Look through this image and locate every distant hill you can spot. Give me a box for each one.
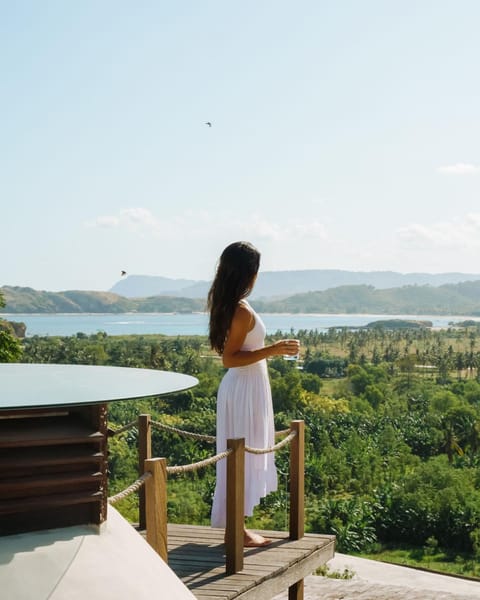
[3,279,480,315]
[109,270,480,299]
[253,281,480,316]
[0,286,204,314]
[110,275,206,298]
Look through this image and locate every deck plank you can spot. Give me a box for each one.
[162,524,335,600]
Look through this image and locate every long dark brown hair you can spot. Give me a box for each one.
[208,241,261,354]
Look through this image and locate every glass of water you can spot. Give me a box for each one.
[283,339,300,361]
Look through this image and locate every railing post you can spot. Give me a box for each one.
[138,413,151,530]
[288,580,304,600]
[289,420,305,600]
[144,457,168,563]
[289,420,304,540]
[225,437,245,575]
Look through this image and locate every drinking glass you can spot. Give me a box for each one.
[283,339,300,361]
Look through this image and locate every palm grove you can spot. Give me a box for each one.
[1,293,480,576]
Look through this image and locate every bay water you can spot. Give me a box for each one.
[3,312,479,337]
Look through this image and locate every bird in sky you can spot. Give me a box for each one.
[121,270,127,277]
[205,121,212,127]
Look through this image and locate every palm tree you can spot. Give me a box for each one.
[455,352,466,381]
[441,419,464,464]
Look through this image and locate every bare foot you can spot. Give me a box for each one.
[243,529,271,547]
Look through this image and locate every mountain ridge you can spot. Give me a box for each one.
[3,277,480,315]
[109,270,480,299]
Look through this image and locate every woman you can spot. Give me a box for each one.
[208,241,300,547]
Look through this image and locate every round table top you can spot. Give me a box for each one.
[0,363,198,410]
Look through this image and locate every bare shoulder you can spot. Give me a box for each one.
[232,301,254,330]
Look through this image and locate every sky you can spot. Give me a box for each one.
[2,1,480,292]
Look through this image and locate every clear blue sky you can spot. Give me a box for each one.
[2,1,480,291]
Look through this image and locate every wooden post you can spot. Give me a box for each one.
[289,420,304,539]
[144,457,168,563]
[138,414,151,530]
[225,437,245,575]
[289,420,305,600]
[289,580,304,600]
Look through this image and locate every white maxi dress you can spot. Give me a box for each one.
[211,303,278,528]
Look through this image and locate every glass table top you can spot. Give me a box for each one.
[0,363,198,410]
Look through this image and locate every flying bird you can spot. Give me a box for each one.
[205,121,212,127]
[121,270,127,277]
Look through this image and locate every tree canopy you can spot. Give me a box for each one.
[0,291,22,362]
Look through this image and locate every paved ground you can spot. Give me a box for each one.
[0,507,195,600]
[272,553,480,600]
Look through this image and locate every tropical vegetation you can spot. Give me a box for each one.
[0,291,22,362]
[3,296,480,578]
[3,321,478,578]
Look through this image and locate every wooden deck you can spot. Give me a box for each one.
[165,524,335,600]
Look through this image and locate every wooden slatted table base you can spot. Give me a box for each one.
[164,524,335,600]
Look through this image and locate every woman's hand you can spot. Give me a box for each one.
[272,339,300,358]
[222,302,301,367]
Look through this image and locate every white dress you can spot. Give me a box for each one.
[211,302,278,528]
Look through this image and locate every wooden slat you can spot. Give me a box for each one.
[0,446,104,470]
[145,524,335,600]
[0,403,109,533]
[0,491,103,515]
[0,471,103,498]
[0,409,69,419]
[0,417,104,448]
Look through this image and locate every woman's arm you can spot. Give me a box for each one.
[222,303,300,368]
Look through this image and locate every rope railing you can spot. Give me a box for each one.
[151,419,216,443]
[106,430,295,502]
[108,419,137,436]
[107,450,233,505]
[109,417,292,443]
[166,449,232,475]
[106,413,305,580]
[108,452,229,507]
[245,429,296,454]
[108,471,152,505]
[151,419,291,443]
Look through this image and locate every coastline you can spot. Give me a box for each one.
[3,312,480,338]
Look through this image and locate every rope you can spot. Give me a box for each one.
[110,418,290,444]
[166,449,232,475]
[108,471,152,504]
[151,419,216,443]
[108,420,137,436]
[107,421,300,506]
[107,428,297,497]
[245,430,296,455]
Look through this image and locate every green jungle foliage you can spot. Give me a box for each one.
[19,325,480,568]
[0,291,22,362]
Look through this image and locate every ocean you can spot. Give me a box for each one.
[2,312,478,337]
